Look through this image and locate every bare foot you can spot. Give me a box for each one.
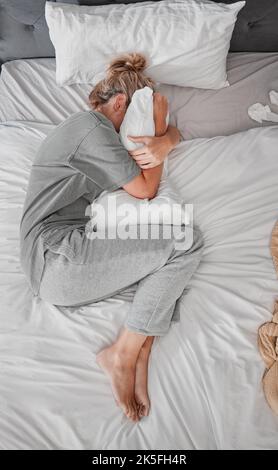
[96,344,139,422]
[134,349,151,418]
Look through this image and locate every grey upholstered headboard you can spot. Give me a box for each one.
[0,0,278,70]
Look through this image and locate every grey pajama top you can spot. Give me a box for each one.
[19,110,141,295]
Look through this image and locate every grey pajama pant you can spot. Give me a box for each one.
[38,224,204,336]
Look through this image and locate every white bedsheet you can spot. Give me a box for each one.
[2,54,278,139]
[0,120,278,449]
[0,59,91,124]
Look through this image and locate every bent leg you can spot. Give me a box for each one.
[39,224,204,421]
[39,224,198,307]
[125,226,204,336]
[39,225,204,333]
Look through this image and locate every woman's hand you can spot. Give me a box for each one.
[128,126,181,169]
[127,134,171,169]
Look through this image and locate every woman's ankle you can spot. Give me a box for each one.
[140,336,155,356]
[110,341,139,364]
[112,327,149,362]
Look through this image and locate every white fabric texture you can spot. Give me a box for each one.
[0,59,93,124]
[119,86,155,151]
[2,54,278,139]
[45,0,245,88]
[1,121,278,449]
[269,90,278,105]
[119,85,169,176]
[88,187,190,228]
[89,85,186,229]
[248,103,278,123]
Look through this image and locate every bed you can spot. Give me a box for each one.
[0,0,278,450]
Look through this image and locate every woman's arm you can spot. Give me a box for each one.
[122,145,164,199]
[122,94,170,199]
[122,165,163,199]
[127,92,181,169]
[127,126,181,169]
[153,92,169,137]
[122,92,181,199]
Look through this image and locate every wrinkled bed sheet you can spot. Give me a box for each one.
[1,53,278,138]
[0,119,278,449]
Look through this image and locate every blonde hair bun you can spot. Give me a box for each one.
[89,52,155,110]
[107,52,147,77]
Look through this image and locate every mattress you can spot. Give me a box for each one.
[0,57,278,450]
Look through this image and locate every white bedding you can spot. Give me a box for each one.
[0,59,92,125]
[0,117,278,449]
[1,53,278,139]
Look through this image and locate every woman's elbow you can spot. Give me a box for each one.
[122,176,158,200]
[145,187,158,200]
[131,188,156,200]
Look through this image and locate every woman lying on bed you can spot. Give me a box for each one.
[19,52,204,423]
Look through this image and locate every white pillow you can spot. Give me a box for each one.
[87,182,191,229]
[86,86,190,229]
[45,0,245,89]
[119,86,155,152]
[119,86,169,176]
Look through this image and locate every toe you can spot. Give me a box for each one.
[123,403,133,420]
[130,409,137,422]
[143,406,149,416]
[120,403,129,417]
[137,404,144,417]
[129,402,139,422]
[139,406,145,417]
[133,411,139,422]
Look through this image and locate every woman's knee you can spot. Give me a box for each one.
[38,251,68,305]
[170,225,204,258]
[192,225,205,253]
